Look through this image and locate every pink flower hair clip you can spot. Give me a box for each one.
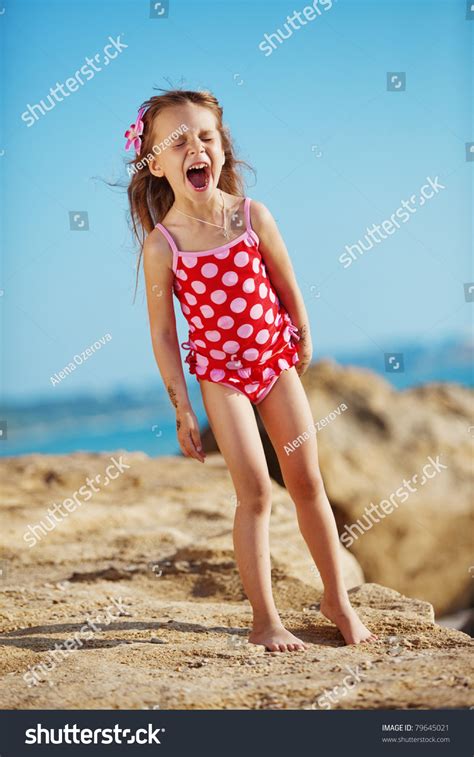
[124,106,145,153]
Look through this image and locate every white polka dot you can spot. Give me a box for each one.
[211,289,227,304]
[176,268,188,281]
[283,326,291,341]
[202,262,218,278]
[196,354,209,367]
[230,297,247,313]
[243,348,259,361]
[261,264,267,278]
[192,280,206,294]
[184,292,197,306]
[244,234,254,247]
[223,340,240,353]
[278,358,290,370]
[191,316,204,329]
[259,283,268,299]
[222,271,238,286]
[234,251,249,267]
[210,349,226,360]
[237,367,252,379]
[271,332,279,344]
[262,350,273,361]
[265,308,274,324]
[237,323,253,338]
[252,258,259,273]
[196,365,207,375]
[263,367,276,380]
[245,383,259,394]
[269,289,276,303]
[292,353,299,364]
[242,278,255,293]
[215,249,230,259]
[194,339,206,348]
[218,315,234,329]
[256,329,270,344]
[250,303,263,320]
[275,312,282,327]
[182,256,198,268]
[210,368,226,381]
[205,330,221,342]
[182,304,191,315]
[200,305,215,319]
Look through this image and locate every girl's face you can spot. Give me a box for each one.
[149,102,226,202]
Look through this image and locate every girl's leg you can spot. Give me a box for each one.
[256,367,377,645]
[199,379,306,652]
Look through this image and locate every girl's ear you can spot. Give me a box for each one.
[149,158,164,178]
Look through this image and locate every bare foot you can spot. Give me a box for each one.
[249,623,307,652]
[320,596,378,645]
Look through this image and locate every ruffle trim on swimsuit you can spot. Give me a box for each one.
[180,311,300,385]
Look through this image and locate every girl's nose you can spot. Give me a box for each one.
[187,134,205,154]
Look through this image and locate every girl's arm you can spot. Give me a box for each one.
[143,230,205,463]
[250,201,313,376]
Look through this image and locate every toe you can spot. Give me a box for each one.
[266,643,279,652]
[278,643,287,652]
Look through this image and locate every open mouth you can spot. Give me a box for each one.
[186,162,211,191]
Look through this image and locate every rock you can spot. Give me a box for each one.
[1,451,472,709]
[202,361,473,616]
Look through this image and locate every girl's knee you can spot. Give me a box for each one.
[288,470,325,504]
[235,479,273,514]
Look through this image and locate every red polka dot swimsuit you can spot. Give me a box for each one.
[155,197,300,405]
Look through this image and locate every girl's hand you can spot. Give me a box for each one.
[176,408,206,463]
[295,345,313,377]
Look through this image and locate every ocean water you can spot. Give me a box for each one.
[1,337,472,458]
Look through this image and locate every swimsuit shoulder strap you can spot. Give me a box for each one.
[154,222,179,274]
[243,196,259,244]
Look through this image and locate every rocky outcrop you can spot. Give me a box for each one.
[0,452,472,709]
[201,359,474,616]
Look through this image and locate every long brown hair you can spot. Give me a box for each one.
[127,89,253,301]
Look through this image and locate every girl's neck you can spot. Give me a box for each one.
[171,189,225,224]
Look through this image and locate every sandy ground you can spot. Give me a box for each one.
[0,452,472,709]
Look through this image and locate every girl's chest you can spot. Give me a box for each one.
[174,238,266,296]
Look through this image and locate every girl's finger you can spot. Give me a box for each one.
[190,429,206,462]
[190,428,202,452]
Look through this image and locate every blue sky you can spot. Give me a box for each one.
[1,0,472,401]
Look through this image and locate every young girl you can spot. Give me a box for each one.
[126,89,377,652]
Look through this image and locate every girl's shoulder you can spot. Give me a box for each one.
[247,198,275,235]
[143,226,174,271]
